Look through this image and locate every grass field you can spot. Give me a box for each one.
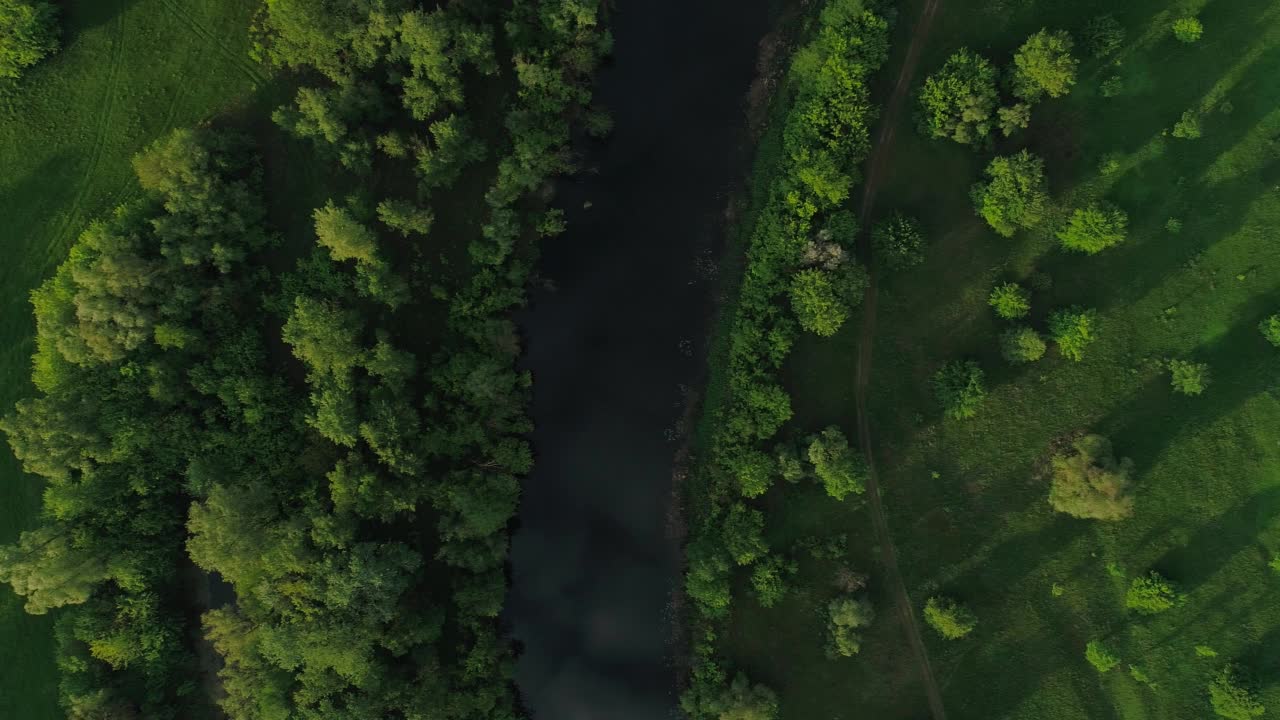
[716,0,1280,717]
[0,1,282,715]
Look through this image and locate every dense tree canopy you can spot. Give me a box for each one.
[0,0,58,79]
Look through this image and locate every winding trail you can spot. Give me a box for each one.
[853,0,947,718]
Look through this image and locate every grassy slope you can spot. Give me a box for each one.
[0,1,280,715]
[727,0,1280,718]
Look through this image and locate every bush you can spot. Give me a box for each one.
[1048,434,1135,521]
[933,361,986,420]
[1011,29,1079,101]
[918,48,999,145]
[923,597,976,639]
[997,103,1032,137]
[807,427,867,501]
[1173,110,1203,139]
[750,555,795,608]
[1169,359,1210,395]
[988,282,1031,319]
[826,595,875,658]
[1048,307,1098,361]
[1125,572,1181,614]
[1208,666,1265,719]
[971,150,1050,237]
[1085,639,1120,672]
[1057,204,1128,254]
[0,0,59,80]
[1000,326,1046,363]
[1085,14,1125,57]
[1257,314,1280,347]
[1173,17,1204,44]
[872,214,926,269]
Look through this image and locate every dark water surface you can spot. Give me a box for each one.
[508,2,776,718]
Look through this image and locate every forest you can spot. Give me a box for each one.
[1,0,1278,719]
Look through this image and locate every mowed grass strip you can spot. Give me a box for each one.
[732,0,1280,717]
[0,1,266,716]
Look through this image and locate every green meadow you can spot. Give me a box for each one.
[717,0,1280,717]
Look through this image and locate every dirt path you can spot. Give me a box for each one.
[853,0,947,718]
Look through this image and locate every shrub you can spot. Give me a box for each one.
[1173,110,1202,139]
[1049,307,1099,361]
[1085,14,1125,57]
[1085,639,1120,672]
[988,282,1031,319]
[826,595,875,658]
[1208,666,1265,719]
[1001,326,1046,363]
[1258,314,1280,347]
[918,48,999,145]
[1169,359,1210,395]
[1049,434,1135,520]
[1173,17,1204,44]
[933,361,985,420]
[750,555,795,608]
[0,0,59,80]
[872,214,926,269]
[923,597,976,640]
[807,427,867,501]
[971,150,1050,237]
[1057,204,1128,254]
[1101,75,1123,98]
[1011,29,1079,101]
[1125,572,1181,615]
[997,103,1032,137]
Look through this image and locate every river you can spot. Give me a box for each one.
[507,2,778,718]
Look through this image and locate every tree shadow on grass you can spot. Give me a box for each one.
[1150,487,1280,594]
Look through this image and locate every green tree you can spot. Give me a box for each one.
[750,555,794,608]
[1169,359,1210,395]
[1260,314,1280,347]
[988,282,1031,319]
[1126,572,1181,614]
[1208,666,1265,719]
[717,674,779,720]
[722,503,768,566]
[1048,434,1134,521]
[1084,14,1125,57]
[1049,307,1098,361]
[825,595,874,658]
[997,103,1032,137]
[730,450,775,498]
[314,201,379,263]
[918,48,999,145]
[1173,109,1203,139]
[923,596,976,639]
[1011,29,1079,101]
[971,150,1050,237]
[790,269,847,337]
[1085,639,1121,672]
[0,0,59,80]
[376,199,433,237]
[0,527,109,615]
[872,213,926,269]
[806,427,867,501]
[686,540,732,617]
[1001,326,1046,363]
[1058,204,1128,254]
[1173,17,1204,44]
[933,360,986,420]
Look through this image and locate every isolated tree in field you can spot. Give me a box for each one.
[971,150,1050,237]
[1169,359,1210,395]
[1085,14,1125,57]
[1058,204,1128,254]
[722,503,768,566]
[918,48,999,145]
[807,427,867,501]
[1173,17,1204,44]
[1048,434,1134,521]
[1126,572,1181,614]
[826,595,875,657]
[933,360,986,420]
[1085,639,1121,672]
[790,269,848,337]
[989,282,1031,319]
[872,214,926,269]
[1011,29,1079,101]
[1001,326,1046,363]
[1049,307,1099,361]
[924,596,976,639]
[1259,314,1280,347]
[997,103,1032,137]
[1209,666,1266,719]
[0,0,59,80]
